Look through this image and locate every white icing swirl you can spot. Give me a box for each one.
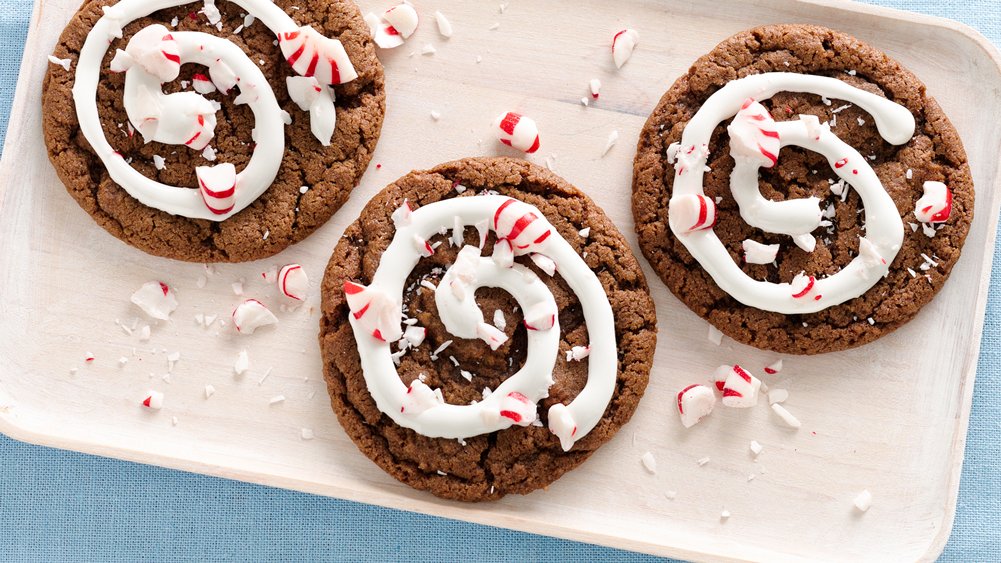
[73,0,356,220]
[668,72,915,314]
[346,195,616,451]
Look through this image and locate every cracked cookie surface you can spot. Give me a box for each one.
[42,0,384,262]
[320,157,657,502]
[632,24,973,354]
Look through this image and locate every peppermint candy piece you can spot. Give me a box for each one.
[434,10,453,38]
[343,281,403,342]
[131,281,178,320]
[499,391,537,426]
[391,199,413,228]
[191,73,216,94]
[492,112,541,153]
[278,264,309,300]
[727,98,780,168]
[286,76,336,145]
[668,193,717,233]
[612,29,639,69]
[914,181,952,223]
[677,384,715,428]
[278,26,358,85]
[742,239,780,264]
[195,163,237,215]
[721,365,761,408]
[142,390,164,410]
[548,403,577,451]
[401,379,441,415]
[364,12,405,49]
[382,3,419,38]
[493,197,552,254]
[231,299,279,334]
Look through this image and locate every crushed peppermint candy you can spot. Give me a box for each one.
[771,403,801,428]
[707,325,723,345]
[768,388,789,405]
[142,390,164,410]
[269,395,286,405]
[601,130,619,157]
[233,349,250,375]
[434,10,452,37]
[750,440,763,456]
[131,281,178,320]
[697,456,710,467]
[764,359,783,374]
[589,78,601,99]
[565,345,591,362]
[301,428,315,440]
[854,489,873,512]
[640,451,657,474]
[204,384,216,398]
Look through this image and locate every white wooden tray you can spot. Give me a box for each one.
[2,0,999,560]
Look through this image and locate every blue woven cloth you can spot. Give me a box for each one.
[1,1,998,560]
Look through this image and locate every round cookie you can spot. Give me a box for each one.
[319,157,657,502]
[633,24,973,354]
[42,0,385,262]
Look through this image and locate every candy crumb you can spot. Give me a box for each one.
[48,55,71,71]
[707,325,723,345]
[771,403,801,428]
[720,510,731,520]
[664,490,677,500]
[768,388,789,404]
[269,395,286,405]
[854,489,872,512]
[640,451,657,474]
[764,359,783,374]
[750,440,763,456]
[204,385,216,399]
[301,428,315,440]
[697,456,710,467]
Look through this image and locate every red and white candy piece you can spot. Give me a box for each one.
[612,28,639,69]
[286,75,336,145]
[790,273,817,299]
[476,322,508,350]
[565,345,590,362]
[742,239,780,264]
[109,26,180,81]
[493,197,553,254]
[382,3,419,38]
[142,390,164,410]
[414,234,435,257]
[401,325,426,348]
[677,384,715,428]
[131,281,178,320]
[492,112,541,154]
[721,365,761,408]
[209,58,238,94]
[195,163,236,215]
[191,73,216,94]
[712,364,730,392]
[392,199,413,228]
[764,359,783,375]
[278,26,358,85]
[401,379,441,415]
[343,281,403,342]
[727,98,780,168]
[278,264,309,300]
[669,194,717,233]
[231,299,279,334]
[548,403,576,451]
[589,78,601,99]
[529,253,556,276]
[499,391,537,425]
[914,181,952,223]
[523,302,556,331]
[364,13,405,49]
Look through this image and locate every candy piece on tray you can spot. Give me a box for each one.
[131,281,178,320]
[677,384,715,428]
[612,29,639,69]
[434,11,453,38]
[400,379,441,415]
[727,98,780,168]
[499,391,537,426]
[279,26,358,85]
[142,390,164,410]
[195,163,237,215]
[278,264,309,300]
[343,281,403,341]
[364,12,405,49]
[382,3,419,38]
[231,299,279,334]
[721,365,761,408]
[743,239,780,264]
[914,181,952,223]
[492,112,541,153]
[669,194,716,233]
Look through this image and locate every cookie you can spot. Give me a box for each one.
[319,157,657,502]
[633,24,973,354]
[42,0,385,262]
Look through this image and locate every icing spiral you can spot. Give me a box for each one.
[72,0,357,220]
[343,195,617,452]
[668,72,916,314]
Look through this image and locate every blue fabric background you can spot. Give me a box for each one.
[1,1,998,560]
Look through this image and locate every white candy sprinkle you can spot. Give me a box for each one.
[589,78,601,99]
[580,97,589,107]
[906,168,913,180]
[640,451,657,474]
[421,43,437,55]
[489,22,500,30]
[118,356,128,367]
[460,370,473,382]
[269,395,286,405]
[171,416,178,426]
[664,490,677,500]
[854,489,873,512]
[233,349,250,375]
[493,309,506,331]
[153,155,165,170]
[768,389,789,405]
[434,10,452,37]
[721,510,731,520]
[138,325,151,341]
[232,281,244,295]
[697,456,710,467]
[601,130,619,157]
[707,325,723,345]
[771,403,801,428]
[301,428,315,440]
[430,110,441,121]
[750,440,763,456]
[204,385,216,398]
[201,145,216,161]
[299,185,309,194]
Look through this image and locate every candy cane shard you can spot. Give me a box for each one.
[382,3,419,38]
[742,239,780,264]
[492,112,541,153]
[612,29,639,69]
[721,365,761,408]
[232,299,278,334]
[278,26,358,85]
[364,12,405,49]
[208,57,238,93]
[728,98,781,168]
[195,162,237,215]
[131,281,178,320]
[114,25,181,81]
[548,403,577,451]
[499,391,537,425]
[391,199,413,228]
[914,181,952,223]
[286,75,336,145]
[677,384,716,428]
[142,390,164,410]
[668,193,717,233]
[476,322,508,350]
[191,73,216,94]
[343,280,403,342]
[401,379,442,415]
[790,273,816,299]
[493,197,552,254]
[523,302,556,331]
[278,264,309,300]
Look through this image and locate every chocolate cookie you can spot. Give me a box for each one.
[319,157,657,501]
[42,0,384,262]
[633,24,973,354]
